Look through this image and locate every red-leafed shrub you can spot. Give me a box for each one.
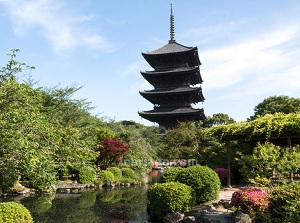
[230,187,269,219]
[214,168,228,185]
[97,138,131,166]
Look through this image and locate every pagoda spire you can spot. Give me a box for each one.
[169,3,175,43]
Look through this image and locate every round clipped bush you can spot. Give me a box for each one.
[147,182,195,220]
[100,170,115,183]
[158,167,184,183]
[175,165,221,204]
[0,202,33,223]
[106,167,122,180]
[121,168,136,179]
[230,187,269,219]
[77,166,96,184]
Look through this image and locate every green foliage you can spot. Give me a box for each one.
[108,121,158,172]
[106,167,122,180]
[237,142,300,180]
[269,182,300,222]
[147,182,195,219]
[121,168,136,179]
[175,165,221,204]
[99,170,115,183]
[0,161,19,192]
[203,113,235,128]
[162,122,199,160]
[158,167,184,183]
[76,166,96,184]
[0,202,33,223]
[250,95,300,120]
[0,49,35,83]
[205,113,300,141]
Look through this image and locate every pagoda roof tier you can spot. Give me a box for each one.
[141,66,203,87]
[142,41,201,69]
[139,86,204,105]
[138,107,206,126]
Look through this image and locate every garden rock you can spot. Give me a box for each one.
[181,215,199,223]
[106,180,115,187]
[163,212,184,223]
[232,211,252,223]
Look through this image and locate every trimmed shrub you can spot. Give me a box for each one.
[100,170,115,183]
[158,167,183,183]
[270,182,300,222]
[0,202,33,223]
[121,168,136,179]
[77,166,96,184]
[175,165,221,204]
[230,187,269,220]
[106,167,122,180]
[147,182,195,220]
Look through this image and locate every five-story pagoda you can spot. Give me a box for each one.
[138,5,205,129]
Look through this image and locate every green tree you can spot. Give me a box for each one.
[108,121,158,170]
[0,79,59,191]
[237,142,300,180]
[202,113,235,128]
[249,95,300,120]
[0,49,99,190]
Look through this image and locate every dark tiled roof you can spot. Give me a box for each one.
[139,107,204,115]
[142,66,199,74]
[143,41,196,55]
[140,86,201,95]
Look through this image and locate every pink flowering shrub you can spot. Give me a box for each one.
[214,168,228,185]
[230,188,269,219]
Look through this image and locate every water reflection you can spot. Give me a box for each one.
[5,186,150,223]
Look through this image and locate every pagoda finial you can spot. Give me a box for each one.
[169,3,175,43]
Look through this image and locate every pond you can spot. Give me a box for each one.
[1,185,151,223]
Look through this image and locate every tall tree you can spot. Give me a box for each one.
[249,95,300,120]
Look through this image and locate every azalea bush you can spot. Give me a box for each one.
[230,187,269,220]
[214,168,228,185]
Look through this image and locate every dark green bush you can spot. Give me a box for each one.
[0,162,19,192]
[28,170,56,191]
[176,165,221,204]
[270,182,300,222]
[100,170,115,183]
[158,167,184,183]
[77,166,96,184]
[147,182,195,220]
[121,168,136,179]
[106,167,122,180]
[0,202,33,223]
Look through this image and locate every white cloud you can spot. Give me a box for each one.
[200,25,300,98]
[0,0,114,53]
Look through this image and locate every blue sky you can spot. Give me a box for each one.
[1,0,300,126]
